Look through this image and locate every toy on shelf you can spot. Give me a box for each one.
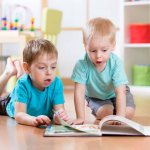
[1,4,36,32]
[30,18,35,31]
[9,21,13,30]
[1,17,7,30]
[13,18,19,30]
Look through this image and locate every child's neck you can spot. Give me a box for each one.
[95,62,106,72]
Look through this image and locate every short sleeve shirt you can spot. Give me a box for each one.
[71,53,128,100]
[6,74,64,118]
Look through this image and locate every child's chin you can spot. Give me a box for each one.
[44,84,50,88]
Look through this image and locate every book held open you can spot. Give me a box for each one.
[44,115,150,137]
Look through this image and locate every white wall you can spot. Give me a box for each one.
[2,0,122,78]
[48,0,122,78]
[89,0,122,57]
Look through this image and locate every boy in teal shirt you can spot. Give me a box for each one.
[0,39,70,126]
[71,17,135,125]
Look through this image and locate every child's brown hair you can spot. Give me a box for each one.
[23,39,58,66]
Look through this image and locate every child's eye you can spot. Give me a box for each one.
[91,50,96,53]
[52,66,56,70]
[38,67,45,69]
[102,49,107,52]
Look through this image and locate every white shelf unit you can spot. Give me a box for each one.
[121,0,150,87]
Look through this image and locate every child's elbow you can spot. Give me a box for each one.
[14,112,23,123]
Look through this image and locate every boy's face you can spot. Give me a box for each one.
[24,53,57,91]
[85,37,115,69]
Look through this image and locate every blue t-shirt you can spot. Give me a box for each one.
[71,53,128,100]
[6,74,64,118]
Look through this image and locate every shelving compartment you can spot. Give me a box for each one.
[123,2,150,85]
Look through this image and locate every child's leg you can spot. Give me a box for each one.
[125,85,135,119]
[85,96,114,120]
[0,96,10,115]
[96,105,114,120]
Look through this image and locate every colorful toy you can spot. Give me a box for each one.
[1,4,35,32]
[1,17,7,30]
[30,17,35,31]
[9,21,13,30]
[13,19,19,30]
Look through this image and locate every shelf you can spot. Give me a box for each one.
[124,43,150,48]
[123,0,150,88]
[124,1,150,6]
[129,85,150,96]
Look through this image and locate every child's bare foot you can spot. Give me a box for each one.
[14,60,24,78]
[4,57,17,77]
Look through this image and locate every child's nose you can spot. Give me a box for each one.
[97,51,102,58]
[46,68,52,75]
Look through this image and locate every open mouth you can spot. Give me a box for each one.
[44,79,52,84]
[96,61,102,64]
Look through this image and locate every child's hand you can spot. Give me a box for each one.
[33,115,51,127]
[105,121,122,125]
[73,118,84,125]
[53,109,73,125]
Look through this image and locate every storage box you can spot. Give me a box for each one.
[132,65,150,86]
[129,24,150,43]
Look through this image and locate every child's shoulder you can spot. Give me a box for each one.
[110,53,122,63]
[54,76,62,82]
[17,74,29,83]
[52,77,63,86]
[15,74,32,88]
[75,54,91,68]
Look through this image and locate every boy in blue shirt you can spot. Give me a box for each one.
[71,17,135,125]
[0,39,70,127]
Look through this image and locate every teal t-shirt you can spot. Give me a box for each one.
[71,53,128,100]
[6,74,64,118]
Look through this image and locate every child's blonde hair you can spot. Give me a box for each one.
[83,17,117,45]
[23,39,58,66]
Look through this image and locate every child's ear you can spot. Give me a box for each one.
[111,41,116,51]
[23,62,30,74]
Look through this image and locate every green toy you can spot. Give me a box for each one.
[132,65,150,86]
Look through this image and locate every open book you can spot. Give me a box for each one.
[44,115,150,137]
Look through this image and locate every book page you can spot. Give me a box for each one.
[143,127,150,136]
[102,125,144,136]
[99,115,145,135]
[53,110,102,136]
[44,125,102,137]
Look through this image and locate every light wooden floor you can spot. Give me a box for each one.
[1,87,150,150]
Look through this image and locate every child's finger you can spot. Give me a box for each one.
[42,116,51,125]
[61,114,69,120]
[33,119,39,126]
[66,119,73,125]
[36,117,44,124]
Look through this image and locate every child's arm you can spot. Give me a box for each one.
[115,85,126,117]
[73,83,86,125]
[14,102,51,126]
